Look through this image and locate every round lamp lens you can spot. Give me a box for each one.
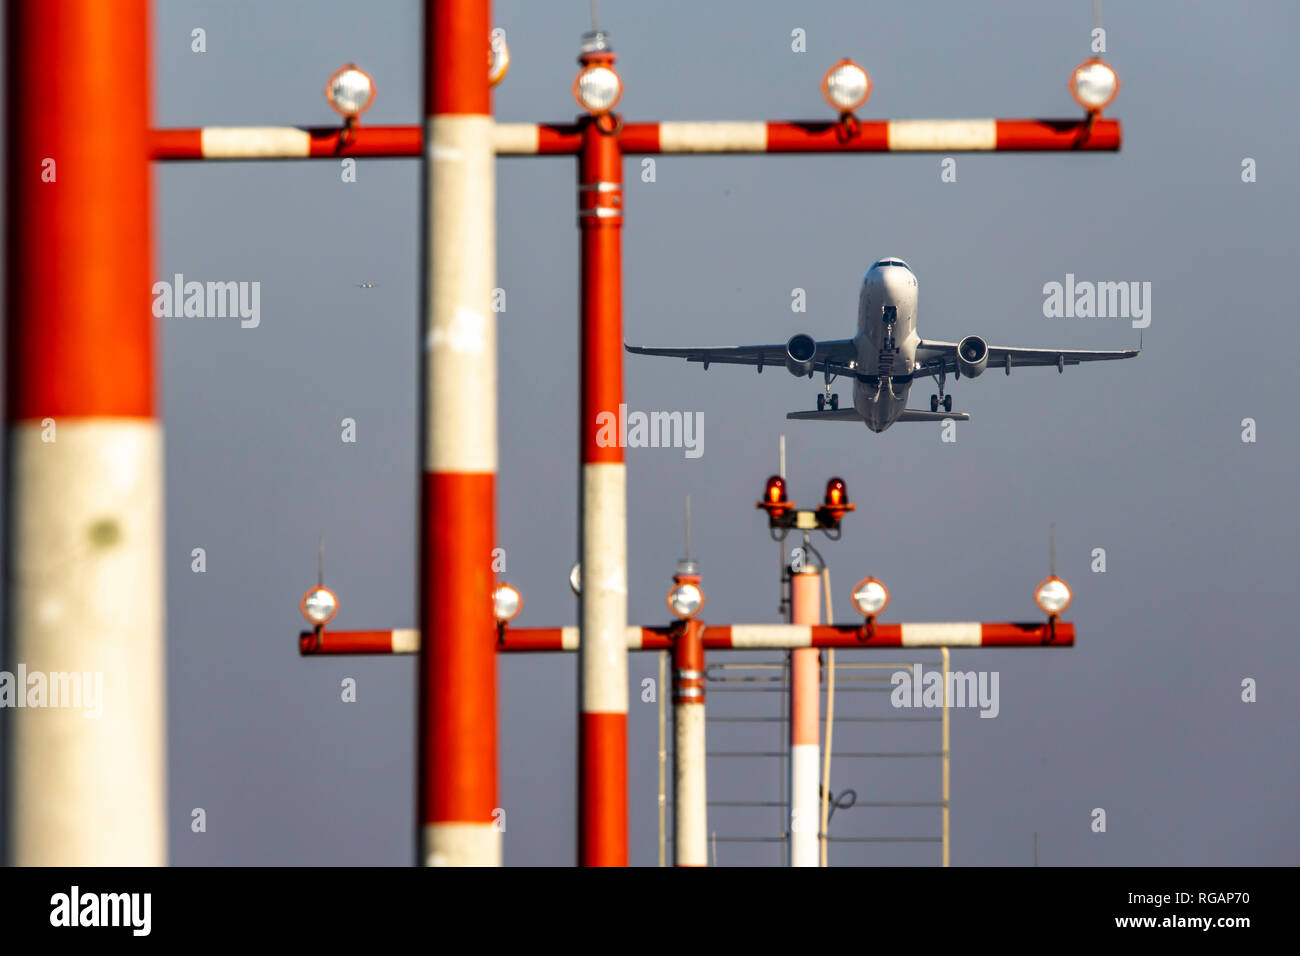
[493,584,521,622]
[1071,59,1118,110]
[823,60,871,112]
[489,31,510,86]
[1036,577,1072,615]
[327,65,375,118]
[575,65,622,113]
[667,583,704,619]
[851,577,889,617]
[302,587,338,625]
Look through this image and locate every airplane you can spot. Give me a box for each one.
[626,257,1139,433]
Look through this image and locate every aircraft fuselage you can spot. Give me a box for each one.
[854,258,920,432]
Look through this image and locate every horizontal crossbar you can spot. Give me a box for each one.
[298,620,1072,655]
[152,118,1120,160]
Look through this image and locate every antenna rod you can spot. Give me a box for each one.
[1049,524,1056,577]
[779,434,786,480]
[684,493,691,560]
[318,534,325,587]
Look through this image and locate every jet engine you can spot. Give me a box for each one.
[785,333,817,377]
[956,335,989,378]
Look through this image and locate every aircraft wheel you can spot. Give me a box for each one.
[830,393,839,410]
[817,394,825,411]
[943,395,953,412]
[930,394,939,413]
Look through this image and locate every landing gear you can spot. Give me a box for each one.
[928,364,954,413]
[817,366,839,411]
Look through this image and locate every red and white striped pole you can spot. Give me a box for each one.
[301,620,1075,655]
[672,614,708,866]
[789,559,822,867]
[149,117,1121,161]
[4,0,165,865]
[301,621,1073,655]
[577,36,629,867]
[419,0,499,867]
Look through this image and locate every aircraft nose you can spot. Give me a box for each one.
[881,266,913,296]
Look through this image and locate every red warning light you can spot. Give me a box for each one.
[819,476,855,524]
[825,477,847,507]
[757,475,794,520]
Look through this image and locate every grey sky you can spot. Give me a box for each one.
[12,0,1295,866]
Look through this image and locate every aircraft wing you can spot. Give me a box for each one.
[895,408,971,422]
[626,338,858,376]
[785,408,862,422]
[914,339,1139,377]
[786,407,971,423]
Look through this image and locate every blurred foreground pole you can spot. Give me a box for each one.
[3,0,165,864]
[419,0,501,866]
[672,618,707,867]
[789,560,822,866]
[576,37,629,867]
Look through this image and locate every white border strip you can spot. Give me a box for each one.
[658,122,768,153]
[391,629,420,654]
[728,624,813,648]
[901,622,982,647]
[887,120,997,152]
[493,123,540,155]
[201,127,311,158]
